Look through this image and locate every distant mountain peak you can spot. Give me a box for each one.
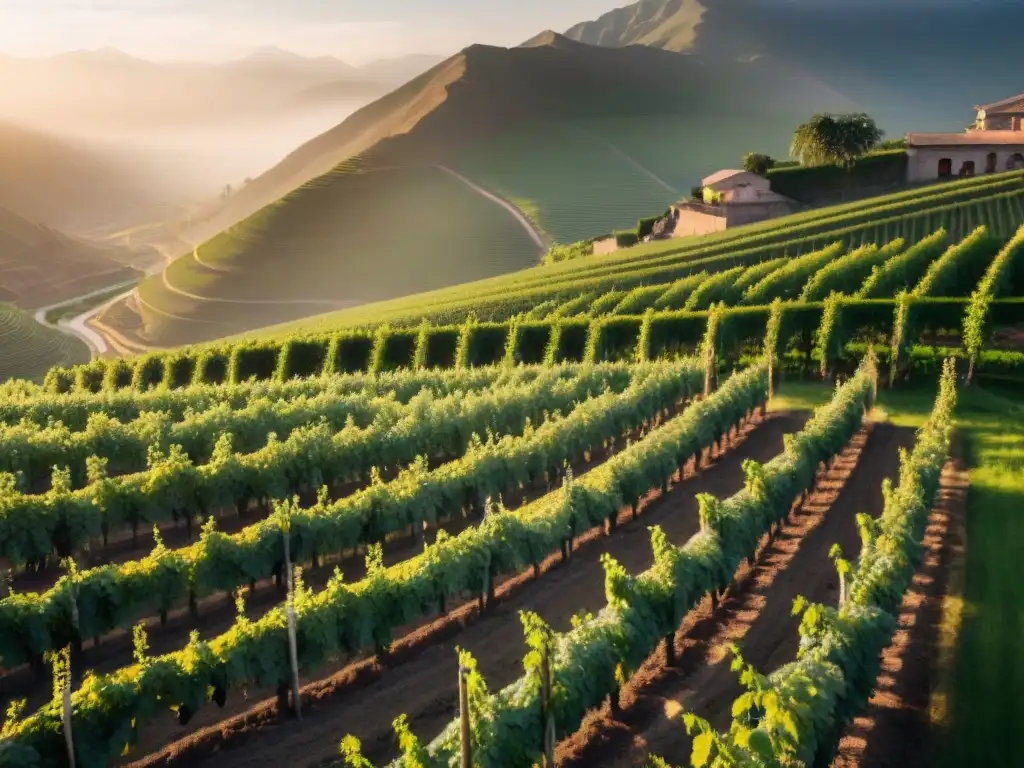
[563,0,708,53]
[250,45,296,57]
[243,45,313,62]
[229,46,355,74]
[518,30,590,49]
[53,47,151,65]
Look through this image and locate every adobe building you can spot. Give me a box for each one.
[671,169,798,236]
[907,92,1024,182]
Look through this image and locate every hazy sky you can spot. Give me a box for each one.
[0,0,622,63]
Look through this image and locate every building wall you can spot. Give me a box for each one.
[907,145,1024,182]
[724,200,798,227]
[673,208,727,237]
[710,174,770,195]
[727,184,762,202]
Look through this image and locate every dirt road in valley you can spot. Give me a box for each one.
[32,279,138,355]
[127,412,806,767]
[556,421,916,768]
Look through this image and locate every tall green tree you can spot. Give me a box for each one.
[742,152,776,176]
[790,113,884,169]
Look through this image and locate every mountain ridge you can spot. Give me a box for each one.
[560,0,1024,129]
[117,35,864,345]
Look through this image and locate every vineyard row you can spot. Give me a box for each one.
[0,360,703,669]
[41,295,1024,400]
[0,362,565,430]
[1,361,766,767]
[669,360,956,767]
[339,355,879,767]
[0,363,659,567]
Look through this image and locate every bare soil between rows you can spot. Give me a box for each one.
[0,401,686,706]
[555,420,917,768]
[128,412,806,767]
[833,451,969,768]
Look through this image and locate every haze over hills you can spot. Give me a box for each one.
[0,121,174,237]
[0,48,447,130]
[0,46,444,310]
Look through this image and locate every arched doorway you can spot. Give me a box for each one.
[986,152,998,173]
[938,158,953,177]
[1008,153,1024,170]
[959,160,976,177]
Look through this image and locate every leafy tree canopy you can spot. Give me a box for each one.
[742,152,776,176]
[790,113,884,169]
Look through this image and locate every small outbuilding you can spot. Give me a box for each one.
[669,169,798,236]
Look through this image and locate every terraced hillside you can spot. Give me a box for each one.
[0,303,90,382]
[129,163,544,346]
[0,206,140,309]
[101,32,865,348]
[232,169,1024,335]
[39,168,1024,403]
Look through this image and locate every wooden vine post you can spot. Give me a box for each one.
[50,645,75,768]
[64,558,82,660]
[458,664,472,768]
[280,503,302,720]
[540,642,555,768]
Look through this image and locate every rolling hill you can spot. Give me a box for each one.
[0,303,90,382]
[0,206,141,309]
[53,168,1024,388]
[110,35,859,347]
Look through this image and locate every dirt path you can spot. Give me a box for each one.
[32,279,138,355]
[132,289,230,325]
[833,454,969,768]
[556,421,915,768]
[127,413,805,768]
[158,268,355,308]
[190,248,233,273]
[436,165,547,251]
